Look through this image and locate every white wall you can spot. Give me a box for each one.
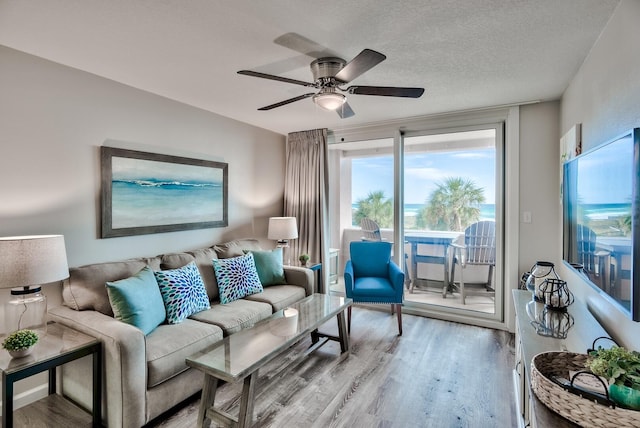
[0,44,286,404]
[0,45,285,305]
[518,101,561,274]
[559,0,640,348]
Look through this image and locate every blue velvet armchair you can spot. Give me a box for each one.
[344,241,405,336]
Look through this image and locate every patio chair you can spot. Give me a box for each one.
[576,224,613,292]
[360,217,383,241]
[448,220,496,304]
[344,241,405,335]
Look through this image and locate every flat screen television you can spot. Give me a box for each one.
[563,128,640,321]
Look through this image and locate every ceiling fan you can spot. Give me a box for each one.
[237,49,425,118]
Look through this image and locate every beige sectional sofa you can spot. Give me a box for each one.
[48,239,313,428]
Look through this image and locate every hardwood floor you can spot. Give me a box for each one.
[147,307,517,428]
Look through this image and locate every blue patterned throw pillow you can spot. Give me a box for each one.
[213,253,263,304]
[154,261,210,324]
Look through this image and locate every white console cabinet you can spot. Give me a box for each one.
[513,290,610,427]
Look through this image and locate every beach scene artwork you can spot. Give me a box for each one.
[102,147,227,237]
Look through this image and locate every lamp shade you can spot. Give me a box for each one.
[267,217,298,240]
[0,235,69,289]
[313,92,346,111]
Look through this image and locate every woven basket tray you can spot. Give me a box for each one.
[531,351,640,428]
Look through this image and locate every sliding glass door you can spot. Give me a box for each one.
[328,123,504,323]
[402,127,503,320]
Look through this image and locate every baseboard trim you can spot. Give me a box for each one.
[0,383,49,412]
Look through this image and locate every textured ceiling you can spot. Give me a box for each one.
[0,0,619,136]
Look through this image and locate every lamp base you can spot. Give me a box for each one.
[4,286,47,338]
[275,241,291,265]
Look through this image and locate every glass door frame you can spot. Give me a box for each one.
[399,123,505,323]
[330,106,520,330]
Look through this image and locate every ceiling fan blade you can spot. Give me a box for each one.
[238,70,315,87]
[337,102,355,119]
[346,86,425,98]
[257,93,315,111]
[273,32,339,59]
[335,49,386,83]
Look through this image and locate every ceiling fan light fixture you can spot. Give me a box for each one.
[313,92,346,111]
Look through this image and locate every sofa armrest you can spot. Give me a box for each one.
[48,305,147,428]
[283,266,314,295]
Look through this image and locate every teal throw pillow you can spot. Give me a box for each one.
[213,253,263,304]
[247,248,286,286]
[106,266,166,335]
[154,261,211,324]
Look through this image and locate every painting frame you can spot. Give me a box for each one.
[101,146,228,238]
[560,123,582,163]
[560,124,582,202]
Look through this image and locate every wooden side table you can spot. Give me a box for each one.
[1,322,102,427]
[329,248,340,285]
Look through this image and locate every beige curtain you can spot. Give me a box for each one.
[285,128,328,292]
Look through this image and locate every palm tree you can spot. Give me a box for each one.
[353,190,393,228]
[417,177,485,231]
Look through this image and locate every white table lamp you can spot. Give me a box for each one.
[268,217,298,264]
[0,235,69,337]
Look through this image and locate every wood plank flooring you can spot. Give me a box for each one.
[13,394,93,427]
[147,307,517,428]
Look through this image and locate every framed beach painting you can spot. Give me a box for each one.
[101,146,228,238]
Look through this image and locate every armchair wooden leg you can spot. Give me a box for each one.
[396,304,403,336]
[347,306,352,334]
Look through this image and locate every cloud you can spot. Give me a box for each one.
[451,152,492,159]
[404,167,449,181]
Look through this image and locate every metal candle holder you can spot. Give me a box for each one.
[531,305,575,339]
[525,261,559,302]
[539,278,574,311]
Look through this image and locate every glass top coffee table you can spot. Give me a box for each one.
[186,293,352,428]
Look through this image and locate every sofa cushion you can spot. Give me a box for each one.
[187,247,220,300]
[146,319,223,388]
[248,248,286,286]
[63,257,162,316]
[213,253,263,304]
[159,252,195,271]
[244,285,306,311]
[189,299,273,336]
[161,248,220,301]
[154,262,211,324]
[213,239,261,259]
[106,266,166,335]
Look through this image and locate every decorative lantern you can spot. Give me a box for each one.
[539,278,574,311]
[531,304,575,339]
[525,261,559,302]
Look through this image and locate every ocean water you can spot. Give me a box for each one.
[112,179,224,228]
[581,203,632,220]
[352,203,496,220]
[351,202,631,224]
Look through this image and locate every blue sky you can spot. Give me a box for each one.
[576,134,632,204]
[352,148,496,205]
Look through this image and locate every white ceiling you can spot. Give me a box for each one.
[0,0,619,136]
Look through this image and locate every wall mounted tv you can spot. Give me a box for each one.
[563,128,639,321]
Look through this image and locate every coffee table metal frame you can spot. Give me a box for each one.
[186,293,352,428]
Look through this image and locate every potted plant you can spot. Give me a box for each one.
[2,329,39,358]
[299,253,310,266]
[586,345,640,410]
